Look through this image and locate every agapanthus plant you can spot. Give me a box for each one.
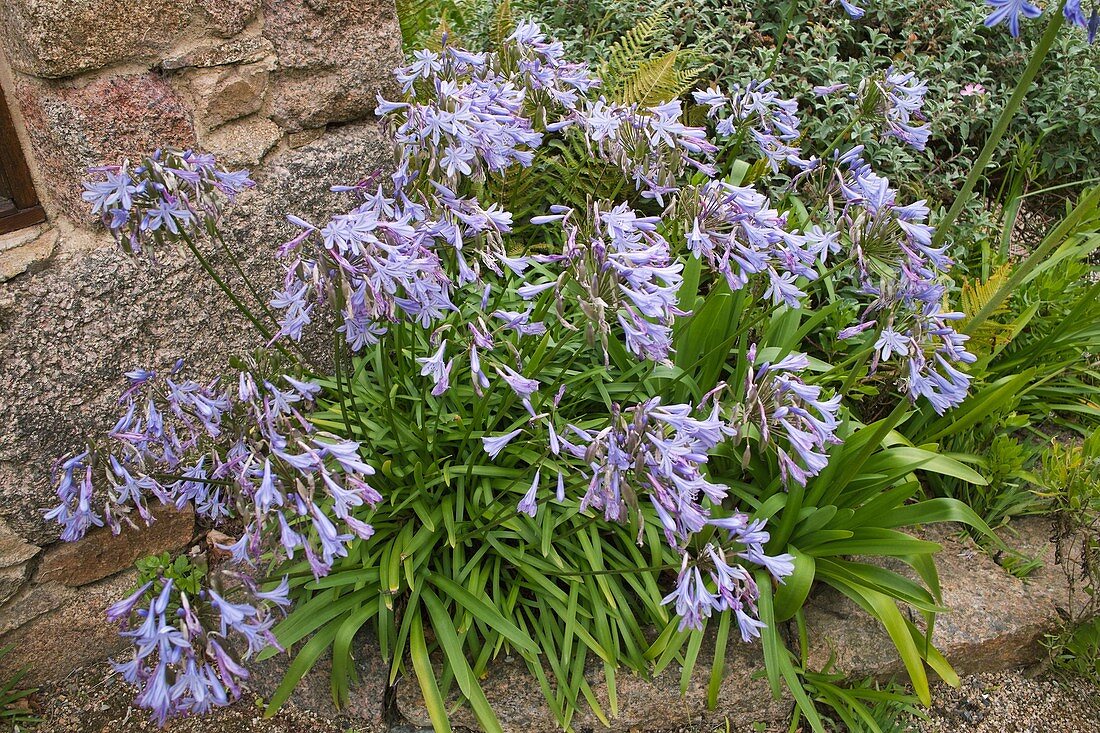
[51,20,996,733]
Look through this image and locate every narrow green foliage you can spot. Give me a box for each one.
[0,647,37,729]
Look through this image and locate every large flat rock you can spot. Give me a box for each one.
[803,520,1077,680]
[36,504,195,587]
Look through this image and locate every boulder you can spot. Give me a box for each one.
[0,580,72,636]
[262,0,402,130]
[1002,515,1084,618]
[0,226,58,282]
[0,0,193,78]
[803,524,1072,681]
[0,520,40,569]
[0,565,30,607]
[13,73,196,221]
[199,117,283,167]
[196,0,262,38]
[35,504,195,588]
[0,517,41,604]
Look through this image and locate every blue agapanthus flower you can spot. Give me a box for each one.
[984,0,1043,36]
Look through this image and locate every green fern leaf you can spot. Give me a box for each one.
[394,0,437,49]
[601,4,670,91]
[960,264,1017,355]
[491,0,514,49]
[618,49,708,106]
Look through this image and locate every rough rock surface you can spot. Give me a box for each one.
[0,518,43,605]
[0,570,138,682]
[0,0,193,78]
[36,505,195,587]
[0,121,389,548]
[200,116,283,166]
[161,37,276,71]
[0,565,31,606]
[13,73,197,220]
[0,580,77,636]
[196,0,263,38]
[262,0,402,130]
[0,519,40,569]
[188,63,271,131]
[0,226,58,282]
[803,522,1075,680]
[397,635,790,732]
[1004,515,1088,618]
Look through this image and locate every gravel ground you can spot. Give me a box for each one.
[17,663,1100,732]
[23,664,367,733]
[904,670,1100,733]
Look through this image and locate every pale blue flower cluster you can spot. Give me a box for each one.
[730,347,844,487]
[554,97,718,202]
[521,202,684,363]
[107,575,289,724]
[48,358,380,723]
[830,148,976,412]
[694,81,805,173]
[683,181,836,308]
[49,362,379,579]
[546,398,795,633]
[82,149,254,253]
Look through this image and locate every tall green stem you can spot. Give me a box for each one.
[764,1,799,79]
[179,234,271,340]
[931,5,1065,249]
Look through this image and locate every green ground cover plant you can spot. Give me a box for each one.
[40,0,1100,731]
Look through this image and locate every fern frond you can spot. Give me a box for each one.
[490,0,514,49]
[600,4,709,106]
[959,264,1018,355]
[617,49,708,106]
[601,4,671,90]
[394,0,438,49]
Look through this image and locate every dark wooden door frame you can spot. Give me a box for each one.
[0,81,46,235]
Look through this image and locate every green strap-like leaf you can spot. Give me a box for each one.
[409,612,453,733]
[422,587,506,733]
[427,572,541,657]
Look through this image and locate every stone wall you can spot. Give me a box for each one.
[0,0,402,680]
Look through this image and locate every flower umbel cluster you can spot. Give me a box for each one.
[564,398,794,632]
[47,359,381,579]
[556,97,718,203]
[522,201,684,363]
[695,81,805,173]
[823,148,977,413]
[108,575,288,723]
[82,149,254,254]
[728,347,843,487]
[681,180,834,308]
